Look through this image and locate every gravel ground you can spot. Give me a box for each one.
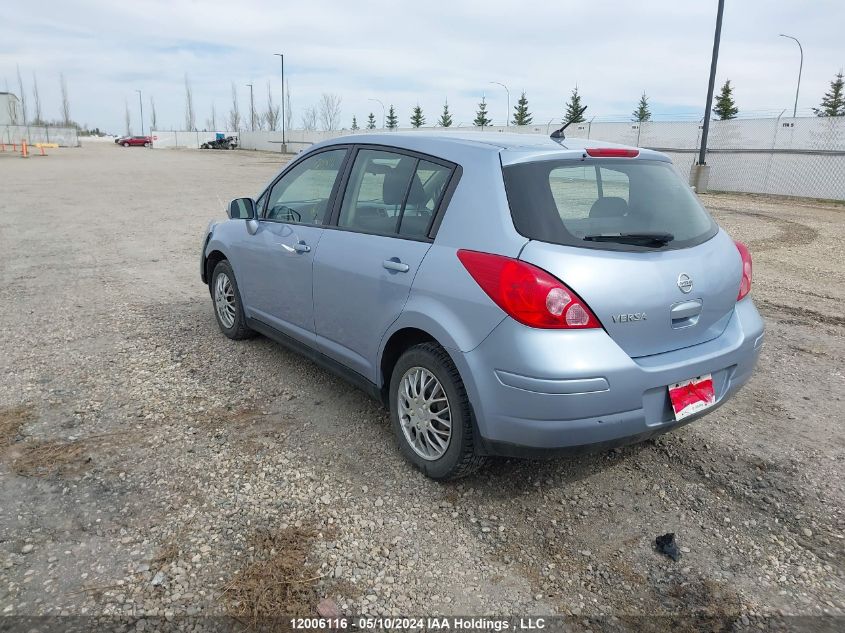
[1,143,843,626]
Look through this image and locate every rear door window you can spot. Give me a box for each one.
[504,159,716,251]
[338,149,452,239]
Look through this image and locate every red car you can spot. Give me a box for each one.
[117,136,151,147]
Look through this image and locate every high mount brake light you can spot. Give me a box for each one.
[585,148,639,158]
[735,240,753,301]
[456,250,602,329]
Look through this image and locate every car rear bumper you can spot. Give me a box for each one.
[452,297,764,455]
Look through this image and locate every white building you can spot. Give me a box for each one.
[0,92,24,125]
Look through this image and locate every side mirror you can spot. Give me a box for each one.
[228,198,255,220]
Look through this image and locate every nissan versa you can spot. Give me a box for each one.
[200,132,763,479]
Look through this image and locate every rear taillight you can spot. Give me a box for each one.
[456,250,601,329]
[735,240,752,301]
[585,148,639,158]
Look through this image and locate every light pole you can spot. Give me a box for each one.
[489,81,510,127]
[245,83,254,131]
[273,53,286,152]
[135,89,144,136]
[368,98,386,128]
[692,0,725,193]
[779,34,803,118]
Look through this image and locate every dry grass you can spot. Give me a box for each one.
[11,439,90,477]
[224,526,322,625]
[0,405,34,448]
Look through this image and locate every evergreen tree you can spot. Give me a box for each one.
[438,100,453,127]
[813,70,845,117]
[632,92,651,122]
[386,105,398,129]
[366,112,377,129]
[713,80,738,120]
[512,92,532,125]
[563,87,587,124]
[410,104,425,128]
[474,96,492,128]
[351,115,359,131]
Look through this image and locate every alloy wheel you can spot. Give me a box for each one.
[397,366,452,460]
[214,272,236,329]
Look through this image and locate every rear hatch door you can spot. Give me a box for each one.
[503,153,741,358]
[519,231,741,357]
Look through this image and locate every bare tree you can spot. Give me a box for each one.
[206,102,217,131]
[184,74,195,131]
[284,79,293,131]
[318,93,342,131]
[60,73,71,126]
[124,100,132,136]
[150,96,157,130]
[264,81,280,131]
[32,72,42,124]
[228,82,241,131]
[16,66,27,125]
[301,106,317,131]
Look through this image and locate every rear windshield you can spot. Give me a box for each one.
[502,159,717,251]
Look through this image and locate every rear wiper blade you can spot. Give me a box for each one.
[583,232,674,246]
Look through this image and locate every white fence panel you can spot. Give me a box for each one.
[150,130,238,149]
[1,125,80,146]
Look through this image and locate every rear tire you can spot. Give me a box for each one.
[144,141,150,148]
[211,260,255,340]
[389,343,486,480]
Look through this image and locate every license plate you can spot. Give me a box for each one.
[668,374,715,421]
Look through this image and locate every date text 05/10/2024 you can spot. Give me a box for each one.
[290,617,547,630]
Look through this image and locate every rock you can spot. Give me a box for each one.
[21,545,34,554]
[317,597,340,618]
[802,528,813,537]
[151,572,166,587]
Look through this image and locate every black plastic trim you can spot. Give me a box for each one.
[246,317,383,403]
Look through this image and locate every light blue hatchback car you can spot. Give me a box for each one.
[201,132,763,479]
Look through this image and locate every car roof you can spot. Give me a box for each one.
[314,131,670,165]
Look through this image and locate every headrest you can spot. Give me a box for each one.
[589,196,628,218]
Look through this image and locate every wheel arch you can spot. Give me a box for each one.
[203,249,228,288]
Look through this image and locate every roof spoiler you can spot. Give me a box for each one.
[550,106,588,141]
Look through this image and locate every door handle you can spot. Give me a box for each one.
[383,258,410,273]
[293,242,311,253]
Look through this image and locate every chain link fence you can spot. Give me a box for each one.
[231,116,845,201]
[585,116,845,200]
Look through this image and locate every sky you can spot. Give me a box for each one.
[2,0,844,134]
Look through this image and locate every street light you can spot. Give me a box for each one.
[692,0,725,194]
[489,81,510,128]
[135,89,144,136]
[779,34,803,118]
[245,83,254,131]
[368,98,386,128]
[273,53,286,152]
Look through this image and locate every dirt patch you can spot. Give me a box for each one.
[10,439,91,477]
[223,526,322,624]
[757,299,845,327]
[709,207,820,251]
[0,405,34,447]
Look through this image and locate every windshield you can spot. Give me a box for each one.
[502,159,717,251]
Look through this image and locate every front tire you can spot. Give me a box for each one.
[122,142,130,147]
[144,141,150,148]
[389,343,486,480]
[211,260,255,340]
